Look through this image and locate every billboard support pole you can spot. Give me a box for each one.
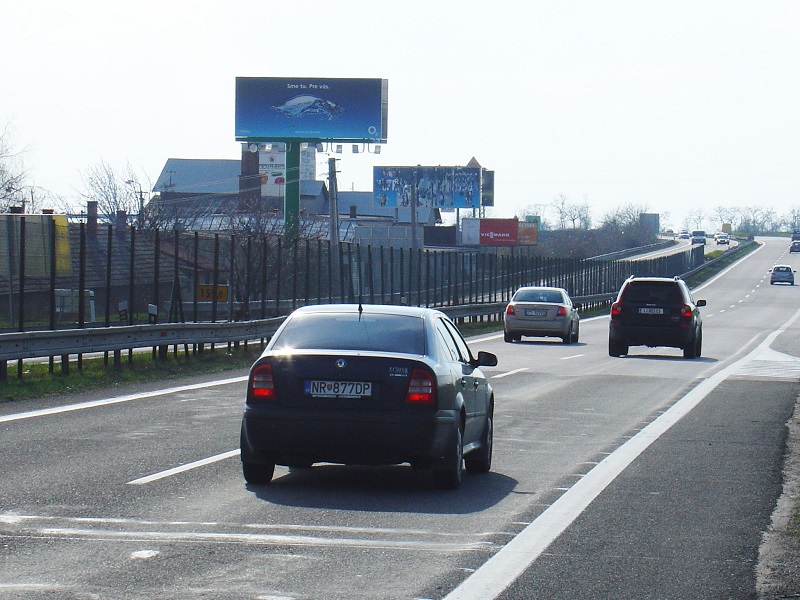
[411,167,418,252]
[285,142,301,240]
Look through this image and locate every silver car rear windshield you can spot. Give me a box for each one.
[272,313,426,354]
[514,290,563,303]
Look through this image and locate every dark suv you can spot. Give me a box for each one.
[608,276,706,359]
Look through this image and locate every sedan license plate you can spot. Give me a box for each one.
[305,380,372,398]
[639,307,664,315]
[525,309,548,317]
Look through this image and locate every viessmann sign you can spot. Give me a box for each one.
[461,218,520,246]
[235,77,388,143]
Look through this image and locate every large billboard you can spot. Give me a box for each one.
[235,77,388,143]
[373,166,481,209]
[461,218,520,246]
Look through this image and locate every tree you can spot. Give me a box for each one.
[80,161,145,225]
[515,202,551,230]
[0,122,29,212]
[601,202,650,230]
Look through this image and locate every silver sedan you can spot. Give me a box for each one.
[503,286,580,343]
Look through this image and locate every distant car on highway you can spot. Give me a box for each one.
[503,286,579,343]
[678,230,690,239]
[609,276,706,359]
[791,229,800,241]
[240,304,498,489]
[770,265,796,285]
[691,230,706,244]
[716,233,730,245]
[791,241,800,253]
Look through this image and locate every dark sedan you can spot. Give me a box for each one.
[240,304,498,489]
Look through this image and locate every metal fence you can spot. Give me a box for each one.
[0,221,709,334]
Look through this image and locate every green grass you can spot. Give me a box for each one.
[1,345,260,404]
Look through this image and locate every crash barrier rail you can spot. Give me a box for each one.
[0,289,630,381]
[2,239,740,381]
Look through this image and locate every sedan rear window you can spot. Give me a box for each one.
[272,313,426,354]
[514,290,563,303]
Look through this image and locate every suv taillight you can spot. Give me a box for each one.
[406,368,435,406]
[249,363,275,402]
[611,302,622,317]
[680,304,693,318]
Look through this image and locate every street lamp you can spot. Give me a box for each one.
[125,180,145,229]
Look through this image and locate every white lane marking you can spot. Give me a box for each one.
[491,368,529,379]
[444,301,800,600]
[470,333,504,343]
[127,449,241,485]
[0,376,248,424]
[0,514,495,553]
[559,354,584,361]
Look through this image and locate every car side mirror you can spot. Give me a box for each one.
[696,300,707,307]
[476,351,498,367]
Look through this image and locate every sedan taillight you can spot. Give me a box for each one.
[249,363,276,402]
[556,306,567,317]
[505,304,515,315]
[406,368,435,406]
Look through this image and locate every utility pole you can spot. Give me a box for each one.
[328,157,340,245]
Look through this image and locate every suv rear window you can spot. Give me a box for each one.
[272,313,426,354]
[621,281,684,304]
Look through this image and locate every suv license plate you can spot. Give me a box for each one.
[639,307,664,315]
[305,380,372,398]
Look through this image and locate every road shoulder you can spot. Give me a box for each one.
[758,393,800,598]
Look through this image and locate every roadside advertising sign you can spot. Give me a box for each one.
[373,166,480,209]
[235,77,388,143]
[518,218,539,245]
[479,218,518,246]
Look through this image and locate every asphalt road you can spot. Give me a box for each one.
[1,237,798,599]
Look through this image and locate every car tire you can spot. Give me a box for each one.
[571,323,580,344]
[242,461,275,485]
[609,339,627,357]
[683,333,699,359]
[504,330,514,343]
[465,408,493,474]
[562,323,573,344]
[433,424,463,490]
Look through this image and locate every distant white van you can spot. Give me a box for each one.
[691,230,706,245]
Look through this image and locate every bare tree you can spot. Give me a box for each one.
[601,202,650,229]
[80,160,142,224]
[552,194,570,229]
[0,122,29,211]
[515,202,551,230]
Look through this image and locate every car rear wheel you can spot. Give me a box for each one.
[433,424,463,490]
[571,322,580,344]
[242,461,275,484]
[504,330,514,343]
[609,339,627,357]
[684,330,701,359]
[465,410,493,474]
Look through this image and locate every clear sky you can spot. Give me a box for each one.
[4,1,800,231]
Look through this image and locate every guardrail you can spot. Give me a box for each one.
[1,242,752,380]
